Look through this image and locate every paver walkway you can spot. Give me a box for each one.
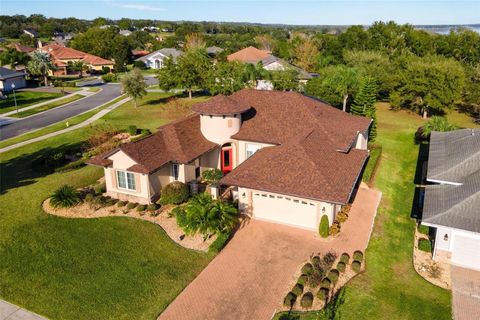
[0,300,47,320]
[159,184,381,320]
[0,96,130,153]
[452,266,480,320]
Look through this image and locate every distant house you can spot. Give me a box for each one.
[135,48,183,69]
[23,29,38,38]
[38,44,114,75]
[119,30,132,36]
[206,46,224,58]
[132,49,150,59]
[421,129,480,270]
[13,43,35,54]
[52,32,74,46]
[0,67,27,92]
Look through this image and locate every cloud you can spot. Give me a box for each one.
[105,0,164,12]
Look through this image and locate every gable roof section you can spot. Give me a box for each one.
[135,48,183,62]
[192,94,251,115]
[39,44,114,66]
[423,129,480,233]
[0,67,25,80]
[227,46,270,63]
[227,89,371,151]
[87,115,218,174]
[13,43,35,53]
[221,129,368,204]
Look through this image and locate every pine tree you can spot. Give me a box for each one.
[351,76,378,141]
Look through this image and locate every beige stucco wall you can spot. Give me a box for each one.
[237,187,337,231]
[199,148,221,171]
[200,114,241,145]
[236,140,276,165]
[149,165,171,198]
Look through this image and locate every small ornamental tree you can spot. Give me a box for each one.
[201,169,223,186]
[121,68,147,108]
[319,215,329,238]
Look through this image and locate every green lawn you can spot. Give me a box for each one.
[10,94,84,118]
[275,102,454,320]
[445,108,480,129]
[0,91,63,114]
[0,92,212,320]
[0,95,127,150]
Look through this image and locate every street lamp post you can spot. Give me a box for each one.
[11,83,18,114]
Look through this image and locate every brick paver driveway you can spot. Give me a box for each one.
[452,266,480,320]
[159,184,381,320]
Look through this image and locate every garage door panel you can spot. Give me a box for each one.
[252,193,318,230]
[452,235,480,270]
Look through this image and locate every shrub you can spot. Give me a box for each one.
[353,250,364,262]
[352,260,361,273]
[323,252,337,268]
[93,182,106,195]
[147,203,158,211]
[337,262,346,273]
[336,211,348,223]
[340,253,350,264]
[283,292,297,308]
[127,125,138,135]
[106,198,117,206]
[50,185,80,208]
[321,278,331,288]
[84,193,94,203]
[140,129,151,136]
[329,221,341,236]
[418,225,429,236]
[201,168,223,185]
[117,200,127,207]
[297,274,308,286]
[101,73,118,83]
[317,287,329,300]
[300,292,313,309]
[160,181,190,205]
[418,238,432,252]
[136,204,147,212]
[319,215,329,238]
[133,61,147,69]
[362,144,382,183]
[311,255,321,266]
[301,263,313,276]
[208,232,231,253]
[328,269,340,283]
[126,202,137,210]
[292,283,304,297]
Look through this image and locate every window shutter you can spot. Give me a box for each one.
[135,174,141,193]
[111,170,117,189]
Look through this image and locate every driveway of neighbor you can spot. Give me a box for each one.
[451,266,480,320]
[0,300,47,320]
[159,184,382,320]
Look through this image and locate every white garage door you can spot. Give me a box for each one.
[452,235,480,270]
[252,192,318,230]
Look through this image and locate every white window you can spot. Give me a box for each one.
[116,170,136,191]
[246,143,261,159]
[172,163,179,181]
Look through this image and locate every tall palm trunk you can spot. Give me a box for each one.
[342,94,349,112]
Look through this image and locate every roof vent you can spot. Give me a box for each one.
[472,129,475,136]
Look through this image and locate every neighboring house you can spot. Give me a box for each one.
[132,49,150,59]
[206,46,224,58]
[227,46,317,88]
[421,129,480,270]
[88,89,371,231]
[52,32,74,46]
[0,67,27,92]
[38,44,114,75]
[23,29,38,38]
[135,48,183,69]
[13,43,35,54]
[119,30,132,36]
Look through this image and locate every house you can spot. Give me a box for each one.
[119,30,132,36]
[87,89,371,231]
[132,49,150,59]
[13,43,35,54]
[0,67,27,92]
[135,48,183,69]
[23,29,38,38]
[227,46,317,85]
[38,44,114,75]
[421,129,480,270]
[206,46,224,57]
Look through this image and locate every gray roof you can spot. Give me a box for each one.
[206,46,224,55]
[423,129,480,233]
[135,48,183,62]
[0,67,26,80]
[261,55,315,80]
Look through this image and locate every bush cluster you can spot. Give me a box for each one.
[418,225,429,236]
[127,125,138,135]
[136,204,147,212]
[127,202,138,210]
[117,201,127,207]
[283,292,297,308]
[101,73,119,83]
[418,238,432,253]
[300,292,313,309]
[160,181,190,205]
[208,232,231,254]
[94,182,106,195]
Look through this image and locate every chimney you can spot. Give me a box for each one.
[37,39,42,48]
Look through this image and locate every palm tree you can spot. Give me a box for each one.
[175,193,238,240]
[421,116,458,138]
[27,51,55,86]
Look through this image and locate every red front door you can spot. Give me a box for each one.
[221,148,233,173]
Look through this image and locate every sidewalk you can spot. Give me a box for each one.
[0,300,48,320]
[0,96,130,153]
[2,89,96,117]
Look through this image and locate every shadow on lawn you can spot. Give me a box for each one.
[0,142,83,195]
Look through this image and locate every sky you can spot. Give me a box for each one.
[2,1,480,25]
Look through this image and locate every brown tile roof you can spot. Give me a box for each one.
[224,89,371,151]
[227,46,270,63]
[87,115,218,173]
[13,43,35,53]
[192,94,251,115]
[221,130,369,204]
[39,44,114,66]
